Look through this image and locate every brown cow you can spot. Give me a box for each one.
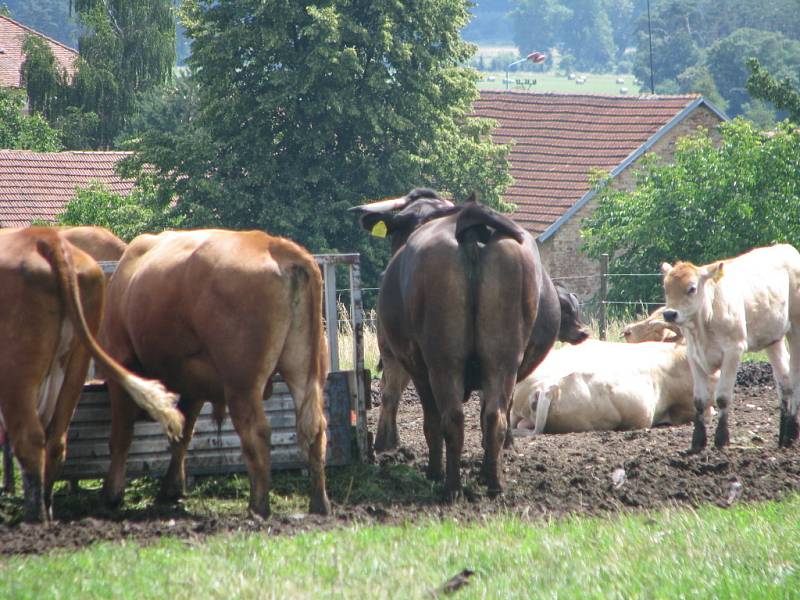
[100,229,331,518]
[59,226,128,263]
[352,189,585,500]
[0,227,182,522]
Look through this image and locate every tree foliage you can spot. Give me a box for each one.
[21,35,69,117]
[125,0,512,283]
[58,177,184,241]
[0,88,62,151]
[747,58,800,123]
[581,119,800,306]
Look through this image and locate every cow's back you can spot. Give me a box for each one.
[102,229,308,396]
[716,244,800,349]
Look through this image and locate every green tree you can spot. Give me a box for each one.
[581,119,800,306]
[511,0,615,71]
[705,28,800,117]
[126,0,512,283]
[746,58,800,123]
[0,88,62,151]
[39,0,178,148]
[58,177,183,241]
[22,35,69,118]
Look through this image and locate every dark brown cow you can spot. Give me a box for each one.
[373,283,589,452]
[0,227,182,522]
[352,189,586,499]
[100,229,331,518]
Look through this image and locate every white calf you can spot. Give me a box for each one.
[661,244,800,451]
[512,340,708,433]
[622,306,683,343]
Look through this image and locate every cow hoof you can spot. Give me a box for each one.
[156,483,185,505]
[374,431,399,453]
[779,416,799,448]
[426,465,444,481]
[690,425,707,453]
[714,427,729,449]
[309,495,332,516]
[444,488,462,504]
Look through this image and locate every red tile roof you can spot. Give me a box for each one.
[473,92,725,237]
[0,15,78,88]
[0,150,135,227]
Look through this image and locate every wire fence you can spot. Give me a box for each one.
[333,254,666,341]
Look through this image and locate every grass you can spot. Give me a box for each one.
[477,70,641,95]
[2,494,799,599]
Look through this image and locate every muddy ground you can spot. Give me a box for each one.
[2,362,800,556]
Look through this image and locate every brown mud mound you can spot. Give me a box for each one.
[2,363,799,556]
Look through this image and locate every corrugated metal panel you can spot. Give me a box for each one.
[58,371,357,480]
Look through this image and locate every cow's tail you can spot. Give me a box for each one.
[455,195,527,396]
[36,235,184,441]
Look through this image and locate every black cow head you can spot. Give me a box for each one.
[556,284,589,344]
[350,188,457,254]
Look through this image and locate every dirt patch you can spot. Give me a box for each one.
[2,362,800,556]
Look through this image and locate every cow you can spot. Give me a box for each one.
[622,306,683,343]
[511,340,712,433]
[99,229,331,518]
[59,226,128,264]
[351,188,586,499]
[0,227,182,522]
[373,283,589,452]
[661,244,800,452]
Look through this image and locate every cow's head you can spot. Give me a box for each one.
[622,306,683,343]
[350,188,456,254]
[660,260,724,325]
[556,285,589,344]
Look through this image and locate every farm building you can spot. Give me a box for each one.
[0,149,134,227]
[473,92,727,299]
[0,14,78,89]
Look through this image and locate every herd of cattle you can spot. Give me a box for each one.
[1,188,799,523]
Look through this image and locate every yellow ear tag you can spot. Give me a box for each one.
[712,264,724,283]
[371,220,388,238]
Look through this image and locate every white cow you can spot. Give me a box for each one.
[511,340,709,433]
[661,244,800,451]
[622,306,683,343]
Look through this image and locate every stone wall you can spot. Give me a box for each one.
[537,105,723,307]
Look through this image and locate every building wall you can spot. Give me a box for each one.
[537,105,723,305]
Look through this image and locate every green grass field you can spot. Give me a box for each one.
[477,70,642,95]
[3,494,799,599]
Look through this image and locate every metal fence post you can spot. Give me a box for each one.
[599,253,609,340]
[349,258,369,461]
[322,262,339,372]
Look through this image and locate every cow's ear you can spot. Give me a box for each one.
[360,212,392,237]
[711,261,724,282]
[660,262,673,275]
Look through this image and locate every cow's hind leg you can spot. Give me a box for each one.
[781,331,800,447]
[479,372,515,496]
[43,345,93,517]
[409,375,444,483]
[427,372,464,501]
[103,381,142,508]
[281,373,331,516]
[226,387,273,518]
[374,354,410,453]
[157,397,205,503]
[5,398,47,522]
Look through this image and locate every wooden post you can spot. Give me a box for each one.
[599,253,609,341]
[2,438,14,494]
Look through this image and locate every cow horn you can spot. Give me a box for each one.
[349,196,410,214]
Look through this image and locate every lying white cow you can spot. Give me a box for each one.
[662,244,800,451]
[622,306,683,343]
[512,340,710,433]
